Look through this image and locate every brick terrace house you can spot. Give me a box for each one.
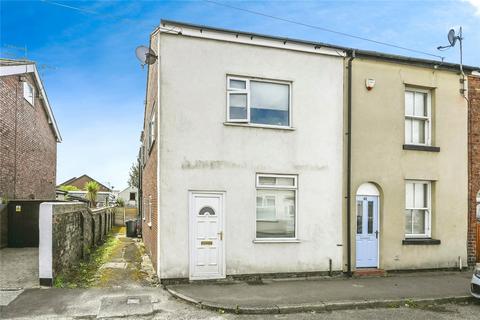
[0,59,62,200]
[468,73,480,264]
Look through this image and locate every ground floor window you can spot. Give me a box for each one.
[256,174,297,239]
[405,180,431,238]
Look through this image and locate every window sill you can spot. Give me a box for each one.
[402,238,441,245]
[253,239,300,243]
[224,122,295,131]
[24,97,34,106]
[403,144,440,152]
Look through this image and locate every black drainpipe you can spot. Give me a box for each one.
[346,50,355,277]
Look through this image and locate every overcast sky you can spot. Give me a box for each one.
[1,0,479,190]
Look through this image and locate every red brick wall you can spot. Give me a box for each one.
[0,73,57,200]
[468,75,480,265]
[141,141,158,272]
[140,31,159,274]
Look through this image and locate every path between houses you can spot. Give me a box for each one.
[93,226,159,288]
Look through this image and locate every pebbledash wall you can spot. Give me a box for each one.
[468,74,480,265]
[154,27,345,280]
[39,202,114,285]
[0,73,57,200]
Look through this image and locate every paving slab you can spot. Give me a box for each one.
[0,290,23,307]
[167,271,475,314]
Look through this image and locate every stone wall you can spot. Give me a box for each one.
[468,74,480,266]
[50,203,115,280]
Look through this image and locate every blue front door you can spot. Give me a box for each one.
[356,196,379,268]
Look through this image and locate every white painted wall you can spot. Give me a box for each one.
[157,33,345,279]
[118,186,138,207]
[39,203,54,281]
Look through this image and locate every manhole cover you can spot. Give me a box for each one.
[98,295,152,318]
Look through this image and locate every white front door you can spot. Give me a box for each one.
[356,196,379,268]
[189,191,225,280]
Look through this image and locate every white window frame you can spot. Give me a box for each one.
[255,174,298,242]
[148,105,156,150]
[23,82,34,106]
[405,180,432,238]
[142,199,146,221]
[404,88,432,146]
[226,76,292,128]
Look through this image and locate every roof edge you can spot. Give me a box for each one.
[159,19,479,73]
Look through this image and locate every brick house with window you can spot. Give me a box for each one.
[0,59,62,201]
[58,174,112,192]
[138,20,479,282]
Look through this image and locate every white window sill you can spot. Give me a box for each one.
[404,235,430,239]
[24,98,34,106]
[253,239,300,243]
[224,122,295,131]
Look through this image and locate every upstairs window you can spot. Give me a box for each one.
[405,89,431,145]
[227,76,291,127]
[23,82,34,105]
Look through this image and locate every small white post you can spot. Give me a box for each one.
[39,203,54,286]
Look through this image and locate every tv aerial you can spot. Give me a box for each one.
[437,27,466,95]
[135,45,158,68]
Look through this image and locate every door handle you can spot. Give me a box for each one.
[218,231,223,240]
[375,230,379,239]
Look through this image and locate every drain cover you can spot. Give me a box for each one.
[98,295,152,318]
[127,297,140,305]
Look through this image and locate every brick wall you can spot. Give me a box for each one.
[0,73,57,200]
[140,31,159,273]
[141,132,158,272]
[468,75,480,266]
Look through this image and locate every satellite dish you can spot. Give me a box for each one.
[135,45,158,66]
[447,29,457,46]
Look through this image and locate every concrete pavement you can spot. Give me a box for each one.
[0,248,38,290]
[0,286,478,319]
[167,271,476,314]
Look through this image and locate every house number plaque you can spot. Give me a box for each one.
[201,240,213,246]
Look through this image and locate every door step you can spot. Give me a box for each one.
[354,268,386,277]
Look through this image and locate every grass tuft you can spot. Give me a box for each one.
[54,230,120,288]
